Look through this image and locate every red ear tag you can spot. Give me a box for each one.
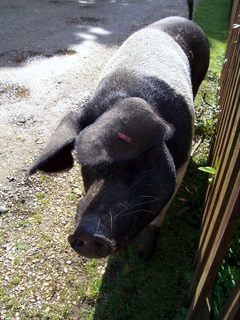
[118,132,132,143]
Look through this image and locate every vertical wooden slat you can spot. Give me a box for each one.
[218,278,240,320]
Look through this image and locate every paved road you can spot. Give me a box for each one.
[0,0,193,187]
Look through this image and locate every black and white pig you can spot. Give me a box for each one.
[29,16,209,259]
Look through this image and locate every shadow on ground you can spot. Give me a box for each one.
[92,159,208,320]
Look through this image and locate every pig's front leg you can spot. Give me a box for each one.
[138,161,189,260]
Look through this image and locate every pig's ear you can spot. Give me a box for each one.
[28,111,81,175]
[76,98,175,166]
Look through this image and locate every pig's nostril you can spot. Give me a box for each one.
[72,238,104,252]
[68,234,83,249]
[74,239,84,249]
[94,240,104,251]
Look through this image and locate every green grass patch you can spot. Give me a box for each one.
[36,192,46,200]
[212,225,240,318]
[11,272,21,286]
[33,213,43,223]
[193,0,232,164]
[15,242,29,251]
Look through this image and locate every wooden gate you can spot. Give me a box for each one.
[186,1,240,319]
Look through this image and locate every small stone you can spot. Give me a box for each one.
[44,307,51,313]
[0,206,8,214]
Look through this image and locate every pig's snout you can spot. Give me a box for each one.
[68,224,115,258]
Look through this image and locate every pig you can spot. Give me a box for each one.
[29,16,209,259]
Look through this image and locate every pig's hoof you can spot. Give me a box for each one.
[138,224,159,260]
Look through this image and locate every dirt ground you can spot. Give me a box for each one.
[0,0,193,192]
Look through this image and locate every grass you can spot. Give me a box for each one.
[212,229,240,318]
[192,0,231,166]
[193,0,231,164]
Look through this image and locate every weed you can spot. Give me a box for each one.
[14,136,22,141]
[0,286,9,301]
[11,273,20,285]
[87,277,102,298]
[6,297,18,310]
[35,311,50,319]
[13,257,21,265]
[67,192,77,201]
[0,82,30,99]
[39,174,47,183]
[55,49,77,55]
[36,192,45,200]
[12,50,41,63]
[41,198,50,205]
[0,231,3,245]
[16,242,29,251]
[18,218,30,227]
[199,156,219,184]
[41,232,52,242]
[33,214,43,223]
[78,306,95,320]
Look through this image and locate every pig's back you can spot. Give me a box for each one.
[100,26,193,108]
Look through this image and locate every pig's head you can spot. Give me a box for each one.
[29,97,176,258]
